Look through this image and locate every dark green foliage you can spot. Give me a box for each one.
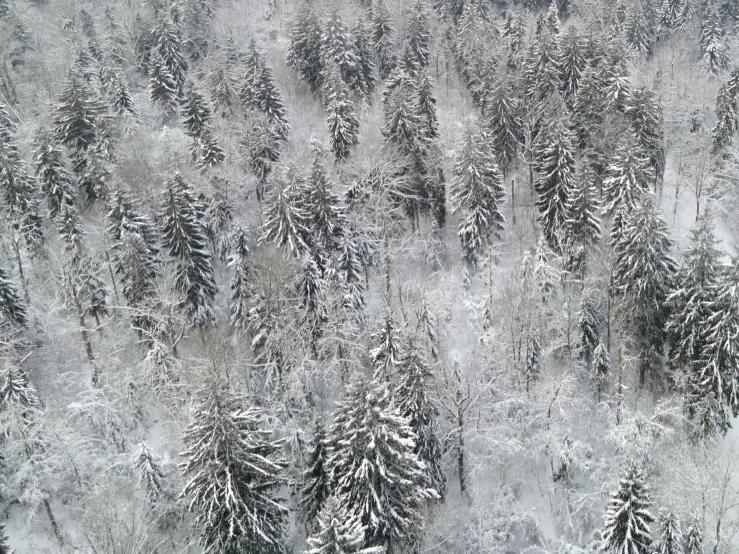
[228,227,251,331]
[485,75,521,176]
[558,25,585,100]
[654,510,683,554]
[0,266,27,327]
[321,12,361,96]
[241,112,283,190]
[305,157,346,252]
[700,4,727,75]
[372,0,397,79]
[408,0,431,69]
[324,64,359,162]
[352,20,376,103]
[287,6,324,93]
[601,463,654,554]
[149,55,180,112]
[299,420,329,531]
[32,130,75,220]
[181,84,213,140]
[152,15,187,92]
[624,87,664,186]
[53,71,109,154]
[305,495,383,554]
[564,163,600,276]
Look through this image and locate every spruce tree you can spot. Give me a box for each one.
[485,75,522,177]
[612,197,676,384]
[152,14,188,92]
[370,311,401,382]
[181,84,213,140]
[287,6,324,93]
[53,71,109,154]
[352,20,376,103]
[624,87,665,187]
[260,182,310,256]
[394,334,446,500]
[305,495,384,554]
[305,157,346,252]
[523,31,561,105]
[415,69,439,141]
[711,79,738,155]
[600,463,654,554]
[408,0,431,69]
[451,123,505,269]
[602,133,654,220]
[324,64,359,162]
[336,232,366,310]
[0,362,39,408]
[372,0,397,79]
[625,5,654,55]
[180,385,288,554]
[149,54,181,113]
[666,214,723,378]
[558,25,585,100]
[591,342,610,396]
[534,118,577,251]
[572,66,607,150]
[564,163,601,276]
[684,513,703,554]
[160,174,216,326]
[111,72,138,116]
[297,254,328,343]
[136,442,166,503]
[577,292,602,363]
[0,523,10,554]
[321,12,361,94]
[248,61,290,142]
[241,112,283,192]
[700,4,727,75]
[0,267,27,328]
[299,419,329,531]
[654,510,683,554]
[326,375,436,552]
[228,227,251,331]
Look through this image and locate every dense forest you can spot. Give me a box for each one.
[2,0,739,552]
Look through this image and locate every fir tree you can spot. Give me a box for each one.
[53,71,109,154]
[523,31,561,105]
[572,66,607,150]
[160,174,217,326]
[305,495,384,554]
[700,4,727,75]
[666,214,723,378]
[336,232,366,311]
[558,25,585,100]
[372,0,397,80]
[111,72,138,116]
[136,442,166,503]
[260,182,310,256]
[180,385,288,554]
[192,127,225,169]
[625,6,654,56]
[321,12,361,94]
[408,0,431,69]
[624,87,665,187]
[181,84,213,140]
[324,64,359,162]
[241,112,283,191]
[207,63,238,114]
[326,375,436,552]
[612,197,676,385]
[152,15,187,92]
[228,227,251,331]
[602,133,654,220]
[684,513,703,554]
[297,254,328,342]
[485,75,522,177]
[0,523,10,554]
[287,6,324,93]
[248,61,290,141]
[415,69,439,141]
[451,123,505,269]
[600,463,654,554]
[149,54,180,112]
[711,79,738,155]
[577,292,601,363]
[591,341,610,396]
[370,311,401,381]
[654,510,683,554]
[0,267,27,328]
[534,118,577,251]
[0,362,39,408]
[305,157,346,252]
[564,163,601,276]
[352,20,376,103]
[394,334,446,500]
[299,419,329,531]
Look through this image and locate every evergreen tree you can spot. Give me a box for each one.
[564,163,601,276]
[305,495,384,554]
[711,79,738,155]
[324,64,359,162]
[260,182,310,256]
[654,510,683,554]
[0,266,27,328]
[241,112,283,192]
[612,197,676,385]
[625,6,654,55]
[370,311,401,381]
[181,84,213,140]
[160,174,217,326]
[600,463,654,554]
[136,442,166,503]
[326,375,436,552]
[577,292,601,362]
[0,362,39,408]
[180,385,288,554]
[152,15,188,92]
[408,0,431,69]
[297,254,328,342]
[572,67,607,150]
[336,231,366,310]
[352,20,376,103]
[372,0,397,79]
[149,54,181,112]
[228,227,252,331]
[207,63,239,114]
[485,75,522,177]
[415,69,439,141]
[666,214,723,378]
[451,123,505,269]
[591,341,610,396]
[523,31,561,105]
[684,513,703,554]
[111,72,138,116]
[394,334,446,500]
[53,71,109,154]
[299,419,329,531]
[602,133,654,220]
[624,87,665,187]
[534,118,577,251]
[321,12,361,94]
[192,127,225,169]
[700,4,727,75]
[305,157,346,252]
[558,25,585,100]
[601,38,631,112]
[287,6,324,93]
[248,61,290,141]
[0,523,10,554]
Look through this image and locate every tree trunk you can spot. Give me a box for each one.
[105,250,120,305]
[44,498,63,547]
[11,237,30,307]
[72,289,97,385]
[511,178,516,226]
